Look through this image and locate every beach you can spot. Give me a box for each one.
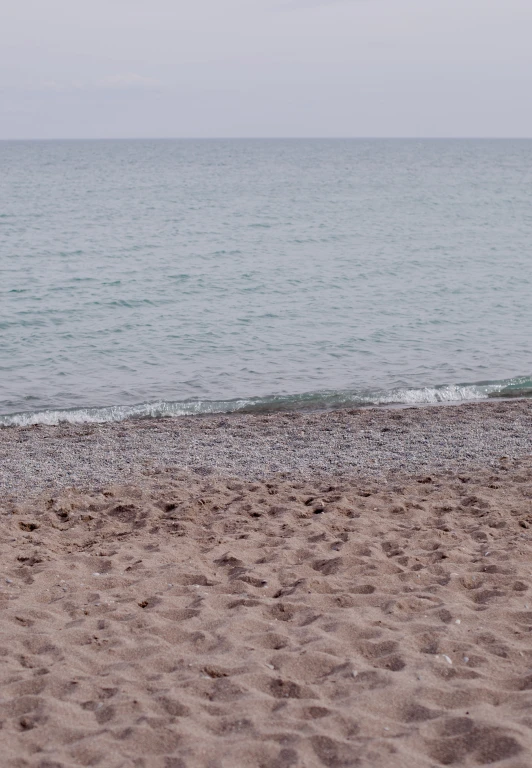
[1,400,532,766]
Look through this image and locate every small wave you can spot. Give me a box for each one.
[1,376,531,428]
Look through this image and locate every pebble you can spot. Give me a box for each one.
[1,400,531,493]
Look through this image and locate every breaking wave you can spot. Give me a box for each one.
[1,376,531,428]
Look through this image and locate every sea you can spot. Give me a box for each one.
[1,139,531,427]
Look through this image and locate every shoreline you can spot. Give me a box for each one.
[1,385,531,429]
[1,398,531,498]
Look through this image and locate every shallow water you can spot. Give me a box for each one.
[1,139,531,425]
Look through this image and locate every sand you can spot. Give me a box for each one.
[1,401,532,767]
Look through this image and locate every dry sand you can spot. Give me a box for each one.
[1,401,532,767]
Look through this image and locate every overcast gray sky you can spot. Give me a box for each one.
[1,0,531,138]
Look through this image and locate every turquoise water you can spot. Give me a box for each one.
[1,139,531,426]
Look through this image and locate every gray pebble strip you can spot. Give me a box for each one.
[1,400,531,496]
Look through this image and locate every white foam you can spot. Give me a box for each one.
[1,377,529,427]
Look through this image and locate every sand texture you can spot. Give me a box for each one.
[2,432,532,767]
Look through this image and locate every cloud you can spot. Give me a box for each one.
[39,79,84,92]
[278,0,366,9]
[18,73,163,93]
[97,73,162,90]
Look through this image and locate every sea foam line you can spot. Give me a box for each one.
[1,376,531,427]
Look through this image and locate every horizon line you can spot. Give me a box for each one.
[1,136,532,142]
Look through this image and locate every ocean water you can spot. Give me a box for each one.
[1,139,531,427]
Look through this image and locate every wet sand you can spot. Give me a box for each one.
[1,401,532,767]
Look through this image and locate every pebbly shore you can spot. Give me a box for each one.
[1,399,531,496]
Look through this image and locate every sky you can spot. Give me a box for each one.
[1,0,531,139]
